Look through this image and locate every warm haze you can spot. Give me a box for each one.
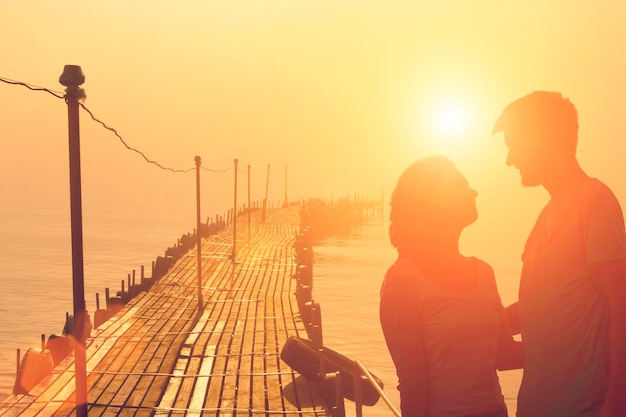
[2,1,626,276]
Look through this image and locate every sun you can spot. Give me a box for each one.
[433,101,467,139]
[405,86,484,158]
[436,105,465,136]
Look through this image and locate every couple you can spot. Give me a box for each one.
[380,91,626,417]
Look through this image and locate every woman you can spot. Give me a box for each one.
[380,156,522,417]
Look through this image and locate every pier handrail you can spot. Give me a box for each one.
[354,359,401,417]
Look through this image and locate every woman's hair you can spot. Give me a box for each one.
[389,155,458,249]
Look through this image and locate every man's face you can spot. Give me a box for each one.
[503,128,548,187]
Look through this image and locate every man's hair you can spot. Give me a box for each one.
[492,91,579,152]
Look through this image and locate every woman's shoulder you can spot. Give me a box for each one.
[466,257,501,295]
[382,258,422,291]
[467,256,494,275]
[381,258,421,303]
[385,257,420,280]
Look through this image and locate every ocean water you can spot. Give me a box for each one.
[0,209,523,416]
[0,206,194,401]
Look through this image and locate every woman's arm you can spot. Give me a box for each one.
[380,274,427,417]
[481,262,524,371]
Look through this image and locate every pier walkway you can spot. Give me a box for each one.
[0,208,328,416]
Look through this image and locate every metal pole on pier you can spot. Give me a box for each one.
[262,164,270,222]
[247,164,251,242]
[283,163,288,208]
[232,158,238,262]
[59,64,88,417]
[195,156,204,312]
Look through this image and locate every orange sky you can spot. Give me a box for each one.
[2,1,626,273]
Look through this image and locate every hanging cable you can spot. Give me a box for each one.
[201,165,232,173]
[0,76,65,99]
[78,103,194,173]
[1,75,265,175]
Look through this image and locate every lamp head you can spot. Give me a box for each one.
[59,65,85,88]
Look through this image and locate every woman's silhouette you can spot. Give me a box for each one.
[380,156,522,417]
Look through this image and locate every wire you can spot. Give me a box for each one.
[237,166,264,175]
[1,75,260,175]
[78,103,194,173]
[0,76,65,99]
[201,165,232,173]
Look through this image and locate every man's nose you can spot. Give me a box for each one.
[506,150,515,167]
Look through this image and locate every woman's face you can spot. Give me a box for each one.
[390,158,478,248]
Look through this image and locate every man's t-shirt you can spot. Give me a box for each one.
[517,176,626,417]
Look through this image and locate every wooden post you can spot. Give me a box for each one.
[14,348,21,394]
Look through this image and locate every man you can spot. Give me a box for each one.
[492,91,626,417]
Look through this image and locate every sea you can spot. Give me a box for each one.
[0,206,523,416]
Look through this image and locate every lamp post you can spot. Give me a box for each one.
[262,164,270,222]
[284,163,288,208]
[232,158,238,262]
[195,156,204,312]
[59,64,88,417]
[247,164,251,242]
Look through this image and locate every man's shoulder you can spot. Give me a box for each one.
[582,177,624,212]
[582,176,618,198]
[566,176,622,212]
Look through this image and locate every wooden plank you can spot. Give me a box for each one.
[186,344,215,416]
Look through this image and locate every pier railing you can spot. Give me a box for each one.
[353,359,400,417]
[319,357,400,417]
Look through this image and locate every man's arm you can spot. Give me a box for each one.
[504,301,521,336]
[497,304,524,371]
[596,258,626,417]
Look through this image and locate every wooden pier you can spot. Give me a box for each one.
[0,207,331,416]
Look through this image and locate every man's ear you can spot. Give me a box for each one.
[535,125,552,152]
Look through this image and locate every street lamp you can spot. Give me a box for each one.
[59,64,88,417]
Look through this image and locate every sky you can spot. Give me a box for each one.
[2,1,626,256]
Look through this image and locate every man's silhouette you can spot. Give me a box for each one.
[493,91,626,417]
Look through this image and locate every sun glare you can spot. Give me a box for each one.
[436,105,465,136]
[405,80,487,160]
